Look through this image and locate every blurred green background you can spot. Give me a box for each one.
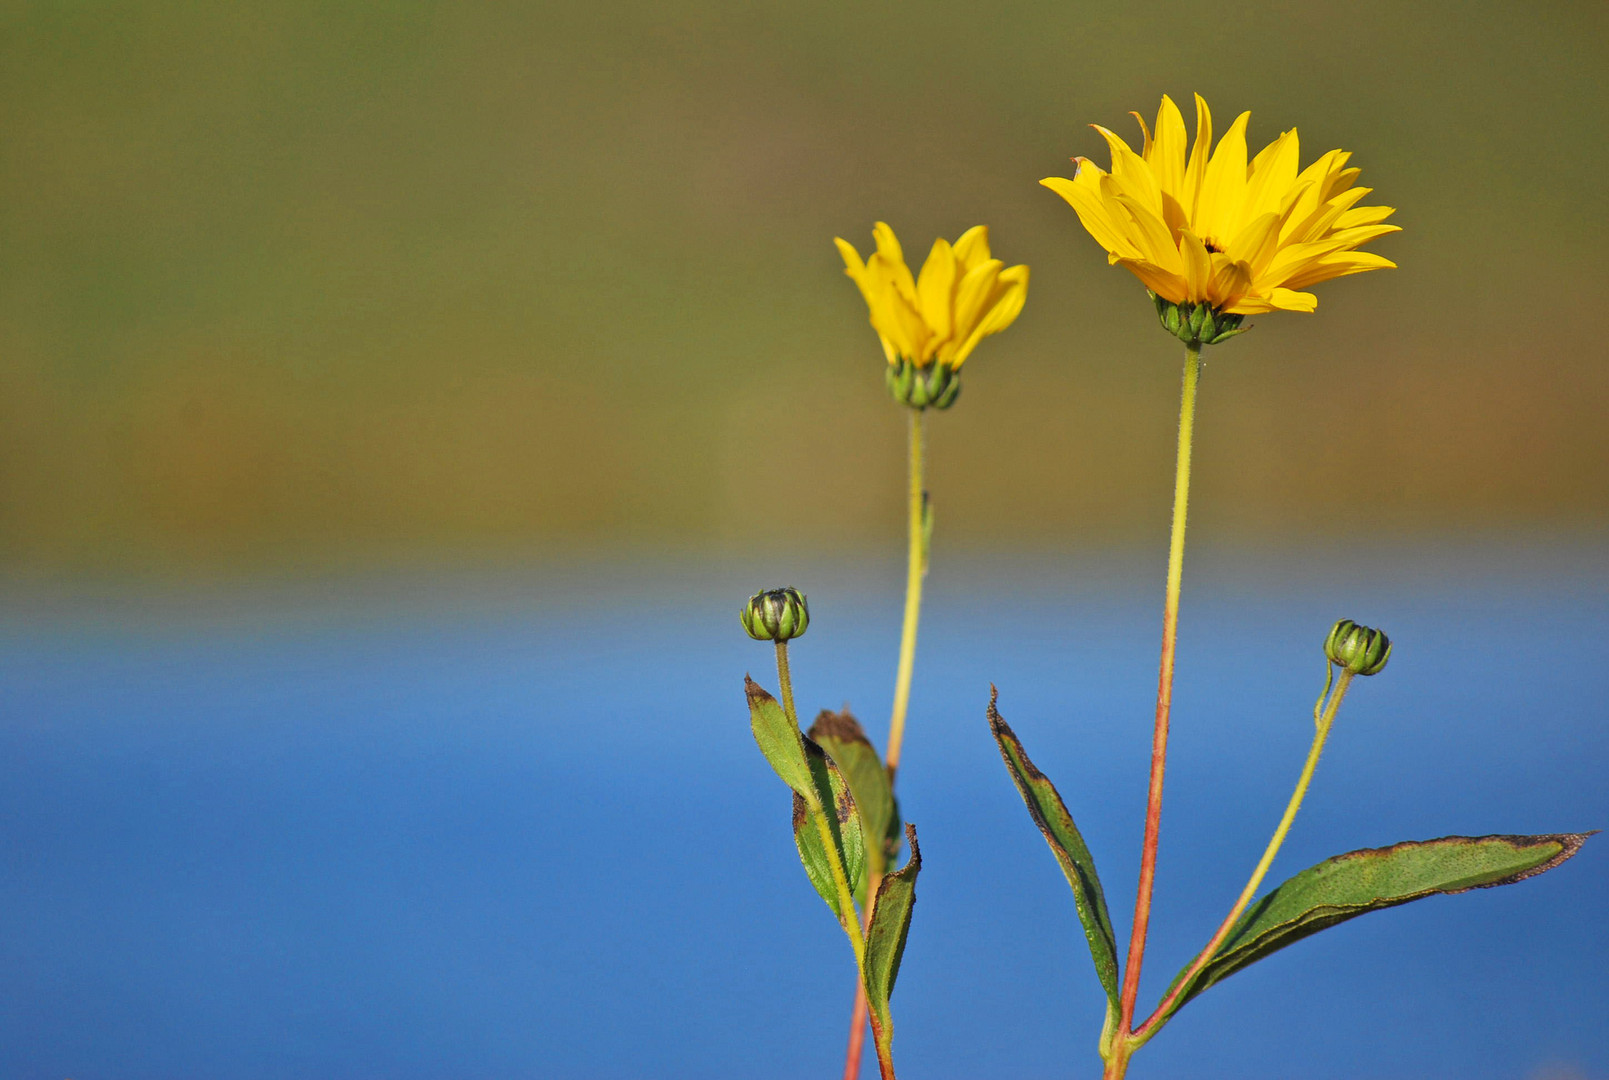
[2,0,1605,574]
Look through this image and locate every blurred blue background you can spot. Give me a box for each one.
[2,1,1606,1076]
[1,545,1602,1078]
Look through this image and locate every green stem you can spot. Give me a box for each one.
[885,408,926,779]
[870,1012,897,1080]
[847,408,926,1080]
[1114,345,1202,1048]
[1132,669,1356,1044]
[775,641,865,967]
[774,641,800,730]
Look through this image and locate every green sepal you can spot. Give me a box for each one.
[1150,291,1249,349]
[745,676,816,803]
[1205,325,1250,346]
[808,709,901,903]
[863,823,922,1045]
[989,690,1122,1014]
[791,739,868,923]
[886,358,961,410]
[1156,831,1595,1025]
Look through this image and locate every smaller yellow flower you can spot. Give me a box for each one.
[835,223,1029,368]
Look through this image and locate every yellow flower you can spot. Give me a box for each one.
[835,223,1029,367]
[1042,94,1399,315]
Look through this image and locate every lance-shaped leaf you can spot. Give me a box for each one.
[989,689,1121,1013]
[745,676,815,802]
[1158,831,1595,1023]
[809,709,901,901]
[792,740,868,924]
[863,823,922,1047]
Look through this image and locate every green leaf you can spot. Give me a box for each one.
[1160,831,1596,1021]
[989,689,1122,1013]
[809,709,901,897]
[792,738,867,924]
[864,823,922,1040]
[745,676,815,803]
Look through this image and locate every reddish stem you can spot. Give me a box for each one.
[1114,345,1201,1049]
[842,980,869,1079]
[1117,609,1179,1035]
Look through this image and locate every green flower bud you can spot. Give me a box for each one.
[1324,619,1392,676]
[885,358,962,410]
[741,587,810,643]
[1151,293,1250,349]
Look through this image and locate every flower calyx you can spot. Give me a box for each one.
[1153,293,1249,349]
[1324,619,1392,676]
[741,587,810,643]
[886,358,961,410]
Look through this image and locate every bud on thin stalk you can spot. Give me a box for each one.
[1324,619,1392,677]
[741,587,810,644]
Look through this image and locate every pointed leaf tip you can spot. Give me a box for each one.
[989,691,1121,1012]
[864,822,923,1039]
[744,675,815,802]
[809,708,901,888]
[1159,831,1596,1023]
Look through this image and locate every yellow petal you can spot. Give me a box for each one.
[1183,93,1214,221]
[916,238,957,343]
[1114,194,1185,275]
[1130,110,1152,156]
[1041,173,1139,260]
[1243,128,1300,222]
[952,258,1004,342]
[1209,257,1254,309]
[872,280,932,361]
[1093,125,1163,220]
[1116,257,1188,303]
[872,222,918,303]
[951,225,991,269]
[1224,211,1282,276]
[1269,287,1318,312]
[1263,238,1348,285]
[1224,291,1279,315]
[1286,186,1374,245]
[1278,149,1347,240]
[1152,94,1188,196]
[871,221,903,264]
[951,265,1029,366]
[1158,190,1189,235]
[1327,223,1402,249]
[835,237,890,329]
[1281,251,1396,290]
[834,236,867,279]
[1323,167,1362,203]
[1197,110,1251,243]
[1178,228,1213,303]
[1334,205,1396,229]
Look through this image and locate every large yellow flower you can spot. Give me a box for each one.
[835,223,1029,367]
[1043,94,1398,315]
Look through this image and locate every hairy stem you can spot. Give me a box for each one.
[870,1010,897,1080]
[774,642,865,963]
[845,407,926,1079]
[1115,344,1202,1043]
[885,408,926,778]
[841,870,879,1080]
[774,641,800,730]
